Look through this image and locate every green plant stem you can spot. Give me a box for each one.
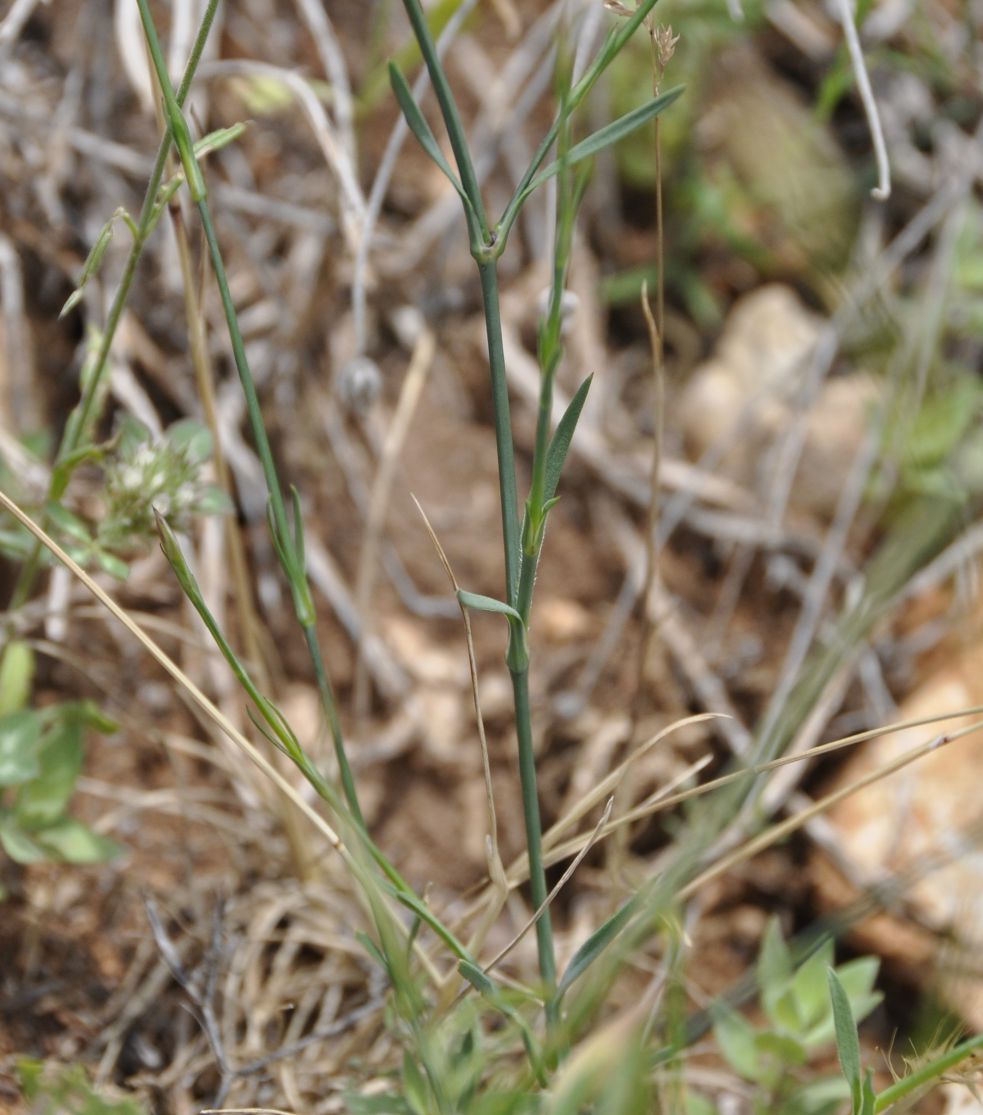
[495,0,663,251]
[135,0,363,825]
[303,623,363,826]
[195,196,362,823]
[477,261,522,605]
[6,0,221,612]
[510,666,557,1022]
[874,1032,983,1112]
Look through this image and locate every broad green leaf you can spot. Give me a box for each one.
[834,956,880,1009]
[558,893,639,996]
[544,374,593,503]
[0,710,42,785]
[806,958,881,1046]
[0,814,47,863]
[755,1030,807,1088]
[522,86,685,202]
[14,719,83,829]
[828,968,862,1114]
[456,590,524,626]
[0,641,35,718]
[758,917,793,994]
[712,1003,760,1082]
[194,485,234,516]
[389,62,472,214]
[789,1076,851,1115]
[116,415,151,456]
[756,1030,807,1067]
[34,817,119,862]
[792,939,834,1030]
[165,418,212,463]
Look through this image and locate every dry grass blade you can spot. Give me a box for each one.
[483,796,615,980]
[412,493,506,890]
[679,723,983,901]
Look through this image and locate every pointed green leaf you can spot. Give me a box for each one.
[14,718,83,829]
[519,86,685,206]
[165,417,212,463]
[34,817,120,862]
[860,1070,876,1115]
[45,501,92,544]
[388,62,472,213]
[711,1003,760,1082]
[828,968,863,1114]
[0,642,35,718]
[793,939,835,1029]
[0,710,42,786]
[459,959,495,996]
[0,815,47,863]
[544,374,593,503]
[60,215,115,317]
[558,893,639,996]
[193,121,247,159]
[95,549,131,581]
[456,590,524,626]
[402,1052,430,1115]
[356,931,390,975]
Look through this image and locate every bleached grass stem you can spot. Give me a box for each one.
[833,0,891,200]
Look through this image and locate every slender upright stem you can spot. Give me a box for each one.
[136,0,363,823]
[477,261,522,606]
[304,623,364,826]
[510,667,557,1019]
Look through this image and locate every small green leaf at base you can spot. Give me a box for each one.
[828,968,863,1113]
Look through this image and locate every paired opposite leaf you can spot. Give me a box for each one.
[389,63,475,217]
[513,86,685,211]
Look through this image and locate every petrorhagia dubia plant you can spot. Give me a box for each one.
[390,0,682,1031]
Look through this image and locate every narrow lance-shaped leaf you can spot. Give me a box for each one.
[514,86,685,211]
[60,215,116,318]
[828,968,863,1114]
[544,374,593,503]
[458,961,548,1086]
[457,589,525,626]
[557,892,640,997]
[388,62,475,217]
